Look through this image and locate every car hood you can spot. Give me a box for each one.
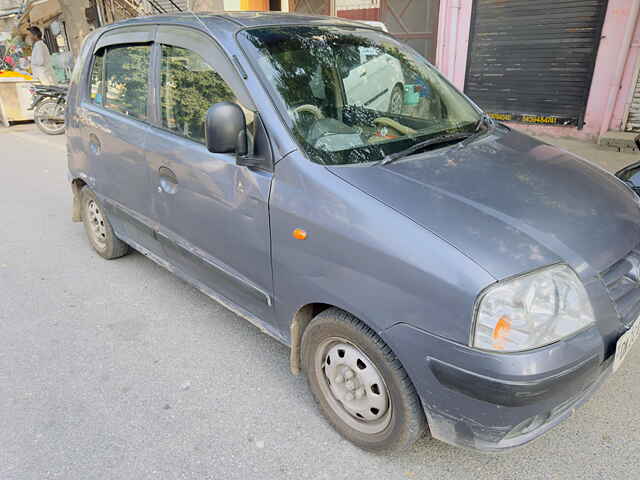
[327,128,640,280]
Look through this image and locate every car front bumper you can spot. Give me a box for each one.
[381,322,617,452]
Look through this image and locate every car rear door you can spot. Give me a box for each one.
[144,26,276,328]
[79,26,163,257]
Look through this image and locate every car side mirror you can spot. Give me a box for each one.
[205,102,248,157]
[616,162,640,197]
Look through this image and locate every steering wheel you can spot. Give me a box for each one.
[293,104,324,120]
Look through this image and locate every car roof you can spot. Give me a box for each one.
[102,11,377,36]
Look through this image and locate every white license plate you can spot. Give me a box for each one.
[613,318,640,372]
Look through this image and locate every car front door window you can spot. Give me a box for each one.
[159,44,237,144]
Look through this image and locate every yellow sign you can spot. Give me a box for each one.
[487,112,565,125]
[520,115,558,124]
[489,113,512,121]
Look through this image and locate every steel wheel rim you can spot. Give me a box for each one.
[86,199,107,247]
[390,87,403,114]
[315,337,392,435]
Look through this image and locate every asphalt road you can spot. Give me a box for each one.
[1,124,639,480]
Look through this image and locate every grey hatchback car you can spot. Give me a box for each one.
[67,12,640,453]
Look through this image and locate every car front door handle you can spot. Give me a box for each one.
[158,166,178,194]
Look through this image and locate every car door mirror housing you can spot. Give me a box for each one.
[205,102,248,156]
[616,162,640,197]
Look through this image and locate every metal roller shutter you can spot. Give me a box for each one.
[464,0,607,128]
[381,0,439,63]
[291,0,330,15]
[626,73,640,132]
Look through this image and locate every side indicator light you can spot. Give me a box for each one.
[292,228,308,240]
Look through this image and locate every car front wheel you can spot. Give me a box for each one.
[388,84,404,115]
[302,308,427,452]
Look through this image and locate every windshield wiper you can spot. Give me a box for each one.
[380,132,473,165]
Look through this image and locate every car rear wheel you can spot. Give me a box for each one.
[80,187,129,259]
[302,308,427,452]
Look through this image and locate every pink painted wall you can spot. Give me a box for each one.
[582,0,639,138]
[436,0,640,140]
[435,0,472,91]
[611,12,640,130]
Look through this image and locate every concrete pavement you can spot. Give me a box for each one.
[1,124,639,480]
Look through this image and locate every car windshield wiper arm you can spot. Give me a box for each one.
[474,113,494,132]
[380,132,473,165]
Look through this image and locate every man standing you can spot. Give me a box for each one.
[27,27,56,85]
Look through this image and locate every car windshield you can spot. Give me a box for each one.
[239,26,482,166]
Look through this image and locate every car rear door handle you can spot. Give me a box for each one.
[158,166,178,194]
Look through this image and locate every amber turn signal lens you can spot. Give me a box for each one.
[292,228,307,240]
[491,315,511,350]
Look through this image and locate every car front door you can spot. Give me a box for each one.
[357,46,387,111]
[340,45,368,107]
[340,45,398,112]
[361,49,397,112]
[79,26,163,257]
[145,26,275,328]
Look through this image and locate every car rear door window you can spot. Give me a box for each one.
[159,44,236,144]
[101,44,150,121]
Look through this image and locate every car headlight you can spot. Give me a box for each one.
[472,264,595,352]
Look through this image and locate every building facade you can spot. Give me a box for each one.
[438,0,640,143]
[7,0,638,143]
[0,0,21,36]
[291,0,439,63]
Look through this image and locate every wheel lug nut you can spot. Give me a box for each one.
[345,380,355,391]
[334,374,344,384]
[355,387,365,399]
[344,392,354,401]
[344,370,354,380]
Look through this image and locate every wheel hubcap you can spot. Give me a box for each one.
[316,338,391,434]
[87,199,107,246]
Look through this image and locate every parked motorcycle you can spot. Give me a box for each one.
[29,84,68,135]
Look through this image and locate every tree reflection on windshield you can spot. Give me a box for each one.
[240,26,481,165]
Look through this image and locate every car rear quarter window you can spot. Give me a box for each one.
[88,50,104,105]
[99,43,150,121]
[159,44,236,144]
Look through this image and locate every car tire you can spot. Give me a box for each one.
[302,307,427,453]
[388,84,404,115]
[80,187,129,260]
